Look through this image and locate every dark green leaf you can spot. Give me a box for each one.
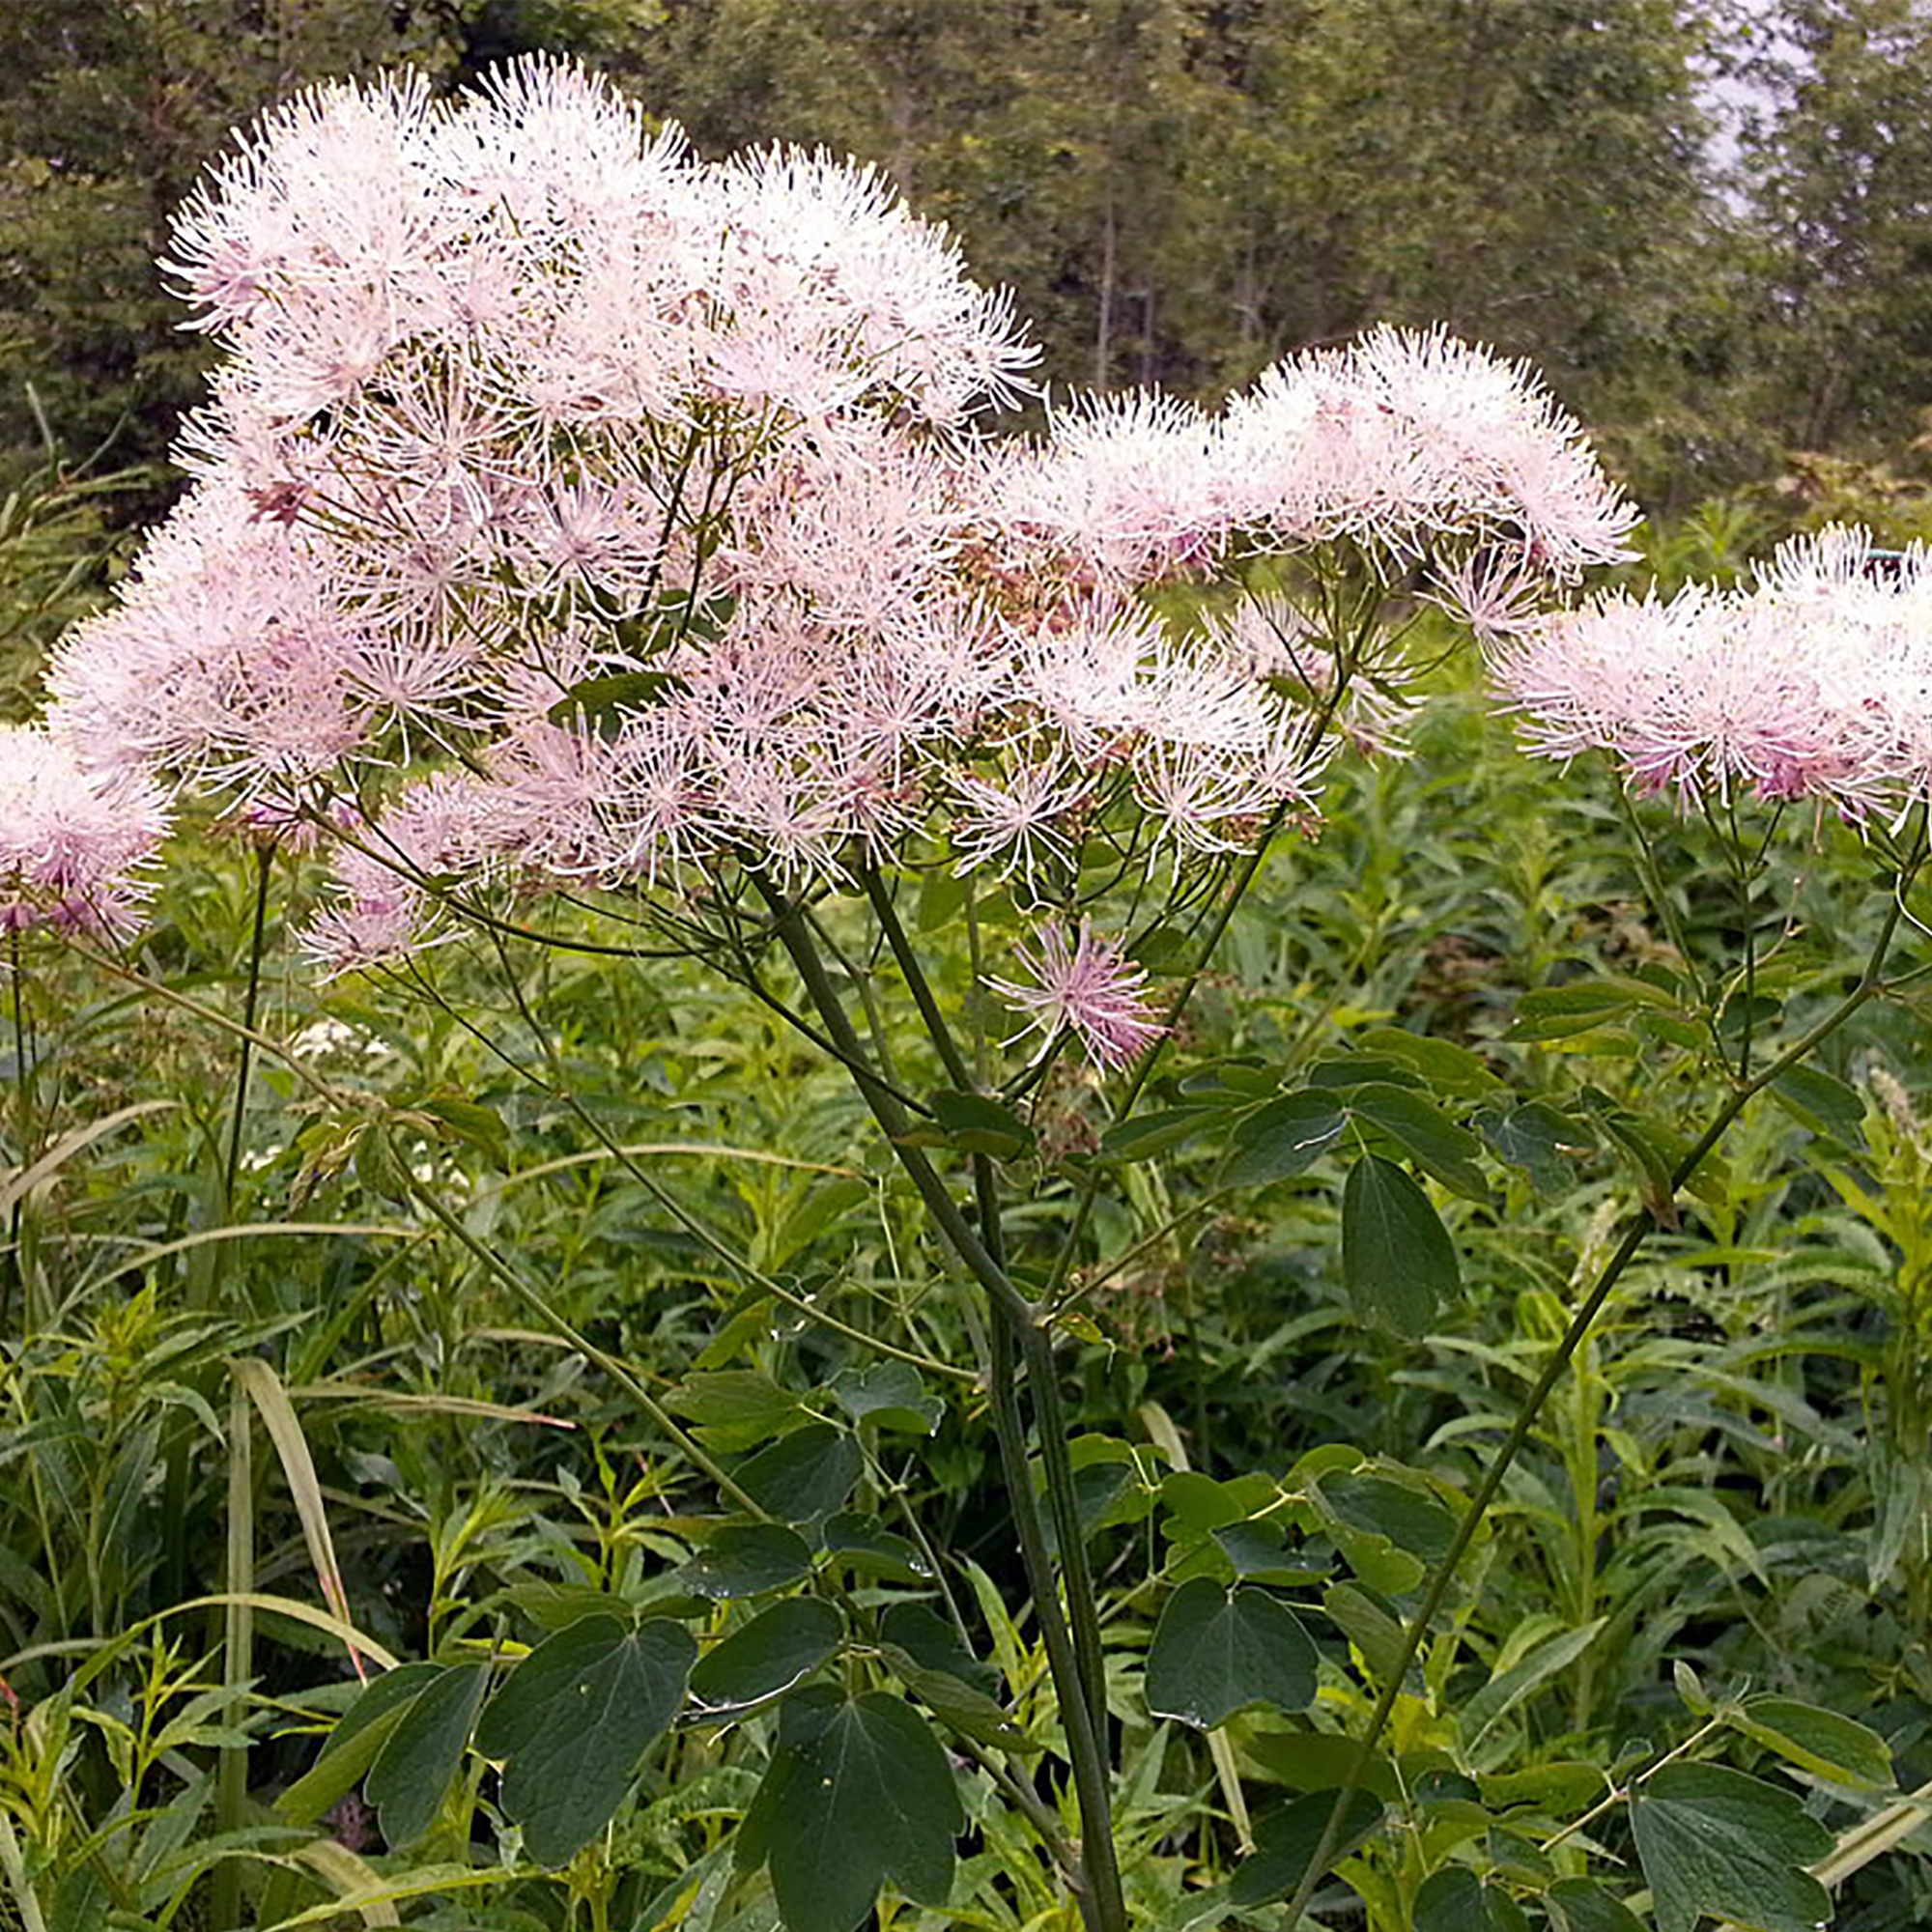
[276,1663,440,1825]
[1770,1065,1867,1149]
[733,1422,861,1523]
[476,1614,696,1867]
[546,668,678,730]
[666,1371,808,1452]
[1355,1028,1506,1096]
[1731,1695,1893,1789]
[877,1604,999,1699]
[1321,1582,1411,1686]
[364,1662,487,1848]
[1413,1868,1529,1932]
[1244,1732,1400,1802]
[924,1089,1034,1159]
[1227,1788,1384,1908]
[1099,1106,1220,1163]
[1341,1155,1457,1336]
[1224,1092,1347,1187]
[688,1598,842,1717]
[1545,1878,1648,1932]
[1474,1102,1591,1194]
[1510,979,1674,1042]
[1629,1761,1834,1932]
[737,1687,962,1932]
[1346,1083,1489,1199]
[1319,1469,1457,1567]
[822,1510,929,1579]
[1144,1579,1318,1728]
[679,1523,814,1599]
[1210,1519,1329,1585]
[828,1363,942,1435]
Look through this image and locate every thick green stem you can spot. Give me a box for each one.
[758,877,1126,1932]
[987,1317,1126,1932]
[1280,867,1920,1923]
[211,1373,253,1932]
[863,867,1115,1739]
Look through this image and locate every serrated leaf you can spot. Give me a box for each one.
[475,1614,695,1867]
[737,1687,962,1932]
[1346,1084,1489,1199]
[1341,1155,1457,1336]
[1223,1092,1347,1187]
[678,1523,814,1599]
[828,1363,942,1435]
[1145,1579,1317,1728]
[733,1422,861,1523]
[1413,1867,1529,1932]
[1629,1762,1834,1932]
[1227,1788,1383,1908]
[1731,1695,1893,1789]
[364,1662,487,1848]
[687,1598,842,1717]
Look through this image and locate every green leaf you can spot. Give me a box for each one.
[276,1663,440,1825]
[1629,1761,1834,1932]
[1413,1868,1529,1932]
[1099,1106,1221,1163]
[822,1510,929,1579]
[1210,1519,1329,1586]
[1473,1101,1591,1195]
[733,1423,861,1523]
[1144,1578,1318,1728]
[737,1687,962,1932]
[1346,1083,1489,1199]
[545,668,678,730]
[1459,1621,1605,1751]
[828,1363,942,1435]
[364,1662,487,1848]
[1318,1468,1457,1568]
[1226,1788,1384,1908]
[1577,1088,1677,1218]
[1730,1694,1893,1789]
[1544,1878,1648,1932]
[688,1598,843,1718]
[475,1614,696,1868]
[1355,1028,1506,1096]
[923,1088,1034,1159]
[678,1523,814,1599]
[877,1604,1000,1699]
[1770,1065,1867,1149]
[1341,1155,1457,1336]
[1510,978,1675,1042]
[666,1371,808,1453]
[1321,1581,1410,1686]
[1223,1091,1348,1187]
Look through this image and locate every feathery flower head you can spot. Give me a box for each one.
[0,724,170,936]
[1491,526,1932,815]
[988,921,1164,1070]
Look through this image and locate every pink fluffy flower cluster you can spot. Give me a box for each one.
[0,724,168,938]
[1491,526,1932,818]
[26,58,1636,1059]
